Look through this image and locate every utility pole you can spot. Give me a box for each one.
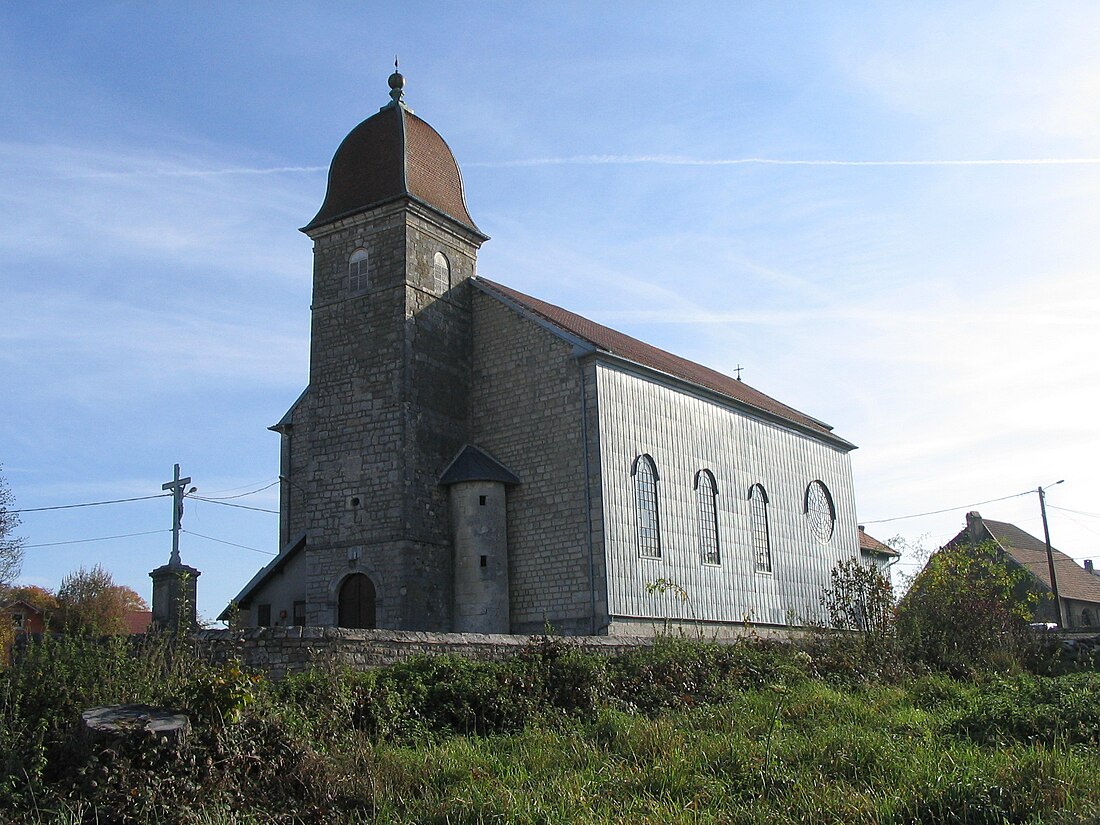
[1038,481,1065,627]
[161,463,194,567]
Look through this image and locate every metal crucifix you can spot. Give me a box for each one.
[161,464,195,567]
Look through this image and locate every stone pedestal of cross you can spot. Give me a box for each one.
[150,464,201,632]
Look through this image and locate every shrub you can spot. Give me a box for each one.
[896,541,1036,676]
[944,672,1100,747]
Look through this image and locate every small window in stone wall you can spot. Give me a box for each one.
[257,604,272,627]
[348,248,369,294]
[293,601,305,627]
[432,251,450,294]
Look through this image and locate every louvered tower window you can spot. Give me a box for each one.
[432,251,450,294]
[348,248,369,293]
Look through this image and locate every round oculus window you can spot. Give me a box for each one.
[805,481,835,542]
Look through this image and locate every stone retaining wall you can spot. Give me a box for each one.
[193,627,659,681]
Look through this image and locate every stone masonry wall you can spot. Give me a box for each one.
[195,627,656,681]
[274,201,483,630]
[469,290,602,634]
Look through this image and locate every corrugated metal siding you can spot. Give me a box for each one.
[597,362,858,627]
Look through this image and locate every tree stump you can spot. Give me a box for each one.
[79,704,190,753]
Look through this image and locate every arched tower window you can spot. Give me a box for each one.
[432,251,450,294]
[337,573,376,629]
[695,469,720,565]
[348,248,369,294]
[804,480,836,543]
[749,484,771,572]
[632,454,661,558]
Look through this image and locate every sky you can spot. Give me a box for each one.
[3,2,1100,624]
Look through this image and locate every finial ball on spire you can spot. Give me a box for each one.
[388,62,406,105]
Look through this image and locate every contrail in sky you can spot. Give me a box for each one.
[38,156,1100,181]
[467,154,1100,168]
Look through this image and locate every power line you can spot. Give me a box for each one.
[191,496,278,514]
[196,480,279,501]
[862,489,1034,525]
[12,493,171,514]
[1048,505,1100,520]
[200,477,279,496]
[24,529,170,548]
[182,529,276,556]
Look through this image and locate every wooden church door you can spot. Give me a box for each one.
[338,573,376,629]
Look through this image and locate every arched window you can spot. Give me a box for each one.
[338,573,376,629]
[632,454,661,558]
[804,480,836,543]
[749,484,771,572]
[348,248,369,293]
[432,251,450,294]
[695,469,720,565]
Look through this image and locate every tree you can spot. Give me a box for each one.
[820,557,895,641]
[895,540,1037,675]
[56,564,149,636]
[1,584,59,614]
[0,466,25,589]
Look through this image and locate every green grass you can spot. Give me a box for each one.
[4,636,1100,824]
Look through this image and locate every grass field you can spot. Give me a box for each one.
[3,635,1099,824]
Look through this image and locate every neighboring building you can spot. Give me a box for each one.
[858,526,900,575]
[950,511,1100,629]
[223,71,862,636]
[2,599,48,635]
[124,611,154,635]
[2,599,48,661]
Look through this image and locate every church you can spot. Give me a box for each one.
[223,70,861,636]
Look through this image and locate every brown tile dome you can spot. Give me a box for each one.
[303,100,481,235]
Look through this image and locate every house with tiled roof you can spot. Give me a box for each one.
[223,71,862,636]
[858,526,900,575]
[949,511,1100,629]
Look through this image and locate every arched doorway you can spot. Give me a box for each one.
[338,573,376,629]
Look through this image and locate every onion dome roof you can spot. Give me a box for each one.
[303,70,481,235]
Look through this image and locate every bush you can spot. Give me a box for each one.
[607,637,808,714]
[896,541,1036,676]
[944,672,1100,747]
[356,654,542,739]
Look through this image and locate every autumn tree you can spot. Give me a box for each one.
[0,466,25,589]
[56,564,149,636]
[895,540,1037,675]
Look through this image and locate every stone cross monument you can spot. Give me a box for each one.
[150,464,201,632]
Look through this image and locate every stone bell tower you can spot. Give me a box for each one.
[273,69,488,631]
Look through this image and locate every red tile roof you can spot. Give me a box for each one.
[980,519,1100,604]
[475,277,851,445]
[859,527,900,557]
[124,610,153,635]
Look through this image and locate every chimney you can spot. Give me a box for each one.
[1086,559,1095,575]
[966,511,984,543]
